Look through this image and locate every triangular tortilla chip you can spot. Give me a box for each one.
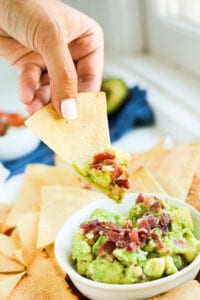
[9,251,79,300]
[6,164,87,227]
[0,233,20,258]
[150,280,200,299]
[0,272,25,300]
[186,173,200,211]
[129,147,200,200]
[37,187,103,248]
[17,212,40,266]
[0,251,25,273]
[13,248,26,266]
[25,92,111,164]
[0,203,11,233]
[129,167,167,194]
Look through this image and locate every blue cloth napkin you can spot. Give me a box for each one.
[108,85,155,142]
[2,85,154,178]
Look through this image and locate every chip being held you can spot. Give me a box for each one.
[73,148,130,203]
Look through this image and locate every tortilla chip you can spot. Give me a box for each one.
[6,164,87,228]
[25,92,110,164]
[150,280,200,299]
[129,167,167,194]
[37,186,103,248]
[45,244,66,278]
[13,248,26,266]
[0,203,12,232]
[17,213,40,266]
[186,174,200,211]
[129,147,200,200]
[0,272,25,300]
[0,233,20,258]
[0,251,25,273]
[9,250,79,299]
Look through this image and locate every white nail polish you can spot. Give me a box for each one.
[61,99,77,120]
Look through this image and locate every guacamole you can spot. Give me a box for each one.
[71,194,200,284]
[73,148,130,203]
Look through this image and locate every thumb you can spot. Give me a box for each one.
[43,40,78,119]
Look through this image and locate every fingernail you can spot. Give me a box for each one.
[61,99,77,120]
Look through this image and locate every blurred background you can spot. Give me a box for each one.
[0,0,200,153]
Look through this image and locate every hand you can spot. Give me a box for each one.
[0,0,104,118]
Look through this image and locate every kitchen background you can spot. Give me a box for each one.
[0,0,200,154]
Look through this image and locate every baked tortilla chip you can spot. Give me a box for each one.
[186,174,200,211]
[150,280,200,299]
[17,212,40,266]
[37,186,103,248]
[0,233,20,258]
[6,164,86,227]
[0,272,25,300]
[9,251,79,300]
[129,167,167,194]
[129,147,200,200]
[25,92,110,164]
[0,251,25,273]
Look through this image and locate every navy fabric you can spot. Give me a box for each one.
[108,85,155,142]
[2,85,154,178]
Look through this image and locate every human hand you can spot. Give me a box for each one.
[0,0,104,119]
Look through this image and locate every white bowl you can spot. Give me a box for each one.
[55,193,200,300]
[0,126,40,161]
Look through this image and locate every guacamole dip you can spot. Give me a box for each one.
[73,148,130,203]
[71,194,200,284]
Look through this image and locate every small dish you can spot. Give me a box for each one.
[55,193,200,300]
[0,126,39,161]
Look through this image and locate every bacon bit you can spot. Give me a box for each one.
[136,193,145,204]
[80,219,102,233]
[143,196,155,207]
[123,220,132,230]
[138,218,151,232]
[129,229,140,245]
[159,213,171,226]
[111,165,123,178]
[146,215,158,229]
[92,152,115,164]
[115,179,130,189]
[150,201,162,212]
[126,242,137,252]
[151,232,164,249]
[116,240,126,248]
[98,241,116,255]
[138,228,148,244]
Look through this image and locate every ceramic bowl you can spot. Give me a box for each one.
[55,193,200,300]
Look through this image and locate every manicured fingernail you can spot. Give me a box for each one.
[61,99,77,120]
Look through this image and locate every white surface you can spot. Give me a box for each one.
[0,126,40,161]
[0,174,24,203]
[55,193,200,300]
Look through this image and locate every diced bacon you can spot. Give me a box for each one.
[146,215,158,229]
[80,219,102,233]
[136,193,145,204]
[129,229,140,245]
[150,201,162,212]
[159,213,171,226]
[151,232,164,249]
[111,165,124,178]
[98,241,116,255]
[126,242,137,252]
[138,228,148,244]
[92,152,115,164]
[123,220,132,230]
[138,218,151,232]
[107,231,122,243]
[115,179,130,189]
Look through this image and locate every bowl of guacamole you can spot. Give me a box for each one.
[55,193,200,300]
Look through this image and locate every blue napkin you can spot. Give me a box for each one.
[2,85,154,178]
[108,85,155,142]
[3,142,54,178]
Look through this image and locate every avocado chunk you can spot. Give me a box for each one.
[171,207,193,232]
[143,258,165,279]
[72,238,92,261]
[165,256,178,275]
[86,257,124,284]
[101,78,128,114]
[122,265,144,284]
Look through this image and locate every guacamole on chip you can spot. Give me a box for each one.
[73,148,130,203]
[72,194,200,284]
